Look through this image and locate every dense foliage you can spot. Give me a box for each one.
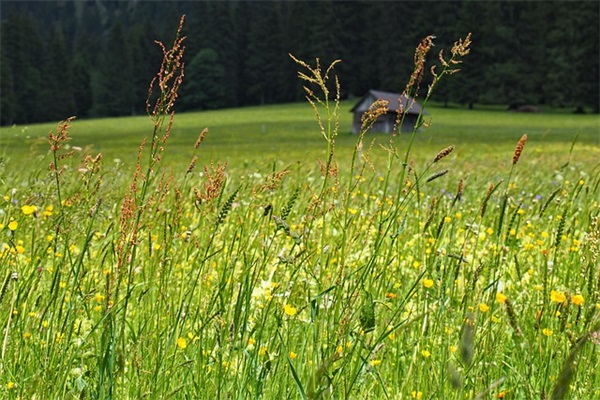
[1,0,599,126]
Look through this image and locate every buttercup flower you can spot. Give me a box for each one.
[21,205,37,215]
[496,293,507,304]
[177,337,187,349]
[550,290,566,303]
[571,294,584,306]
[284,304,297,316]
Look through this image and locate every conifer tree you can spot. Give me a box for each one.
[93,21,133,116]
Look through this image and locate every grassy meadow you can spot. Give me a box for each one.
[1,32,600,399]
[2,100,599,167]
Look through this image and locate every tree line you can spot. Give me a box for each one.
[1,0,598,126]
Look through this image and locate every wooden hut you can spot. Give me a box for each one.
[351,90,426,133]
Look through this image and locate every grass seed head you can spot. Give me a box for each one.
[433,145,454,163]
[480,183,495,218]
[512,134,527,165]
[361,99,389,133]
[426,169,449,183]
[195,127,208,149]
[186,155,198,174]
[455,178,464,202]
[405,35,435,96]
[504,299,523,336]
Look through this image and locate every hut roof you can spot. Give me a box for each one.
[350,90,426,115]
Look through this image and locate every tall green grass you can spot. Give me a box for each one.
[1,19,599,399]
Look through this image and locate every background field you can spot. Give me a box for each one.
[2,101,599,171]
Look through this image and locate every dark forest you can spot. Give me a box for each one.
[1,0,598,125]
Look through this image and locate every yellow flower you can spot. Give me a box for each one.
[421,349,431,358]
[571,294,585,306]
[550,290,566,303]
[284,304,297,316]
[5,382,15,390]
[289,351,298,359]
[369,359,382,367]
[422,279,434,289]
[542,328,553,337]
[496,293,507,304]
[176,337,187,349]
[479,303,490,313]
[258,346,268,356]
[8,221,18,231]
[411,390,423,399]
[94,293,105,303]
[43,205,54,217]
[21,205,37,215]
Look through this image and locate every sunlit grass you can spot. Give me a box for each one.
[2,100,598,166]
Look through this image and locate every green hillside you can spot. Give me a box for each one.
[2,101,598,170]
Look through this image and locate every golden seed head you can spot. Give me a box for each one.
[433,145,454,163]
[512,134,528,165]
